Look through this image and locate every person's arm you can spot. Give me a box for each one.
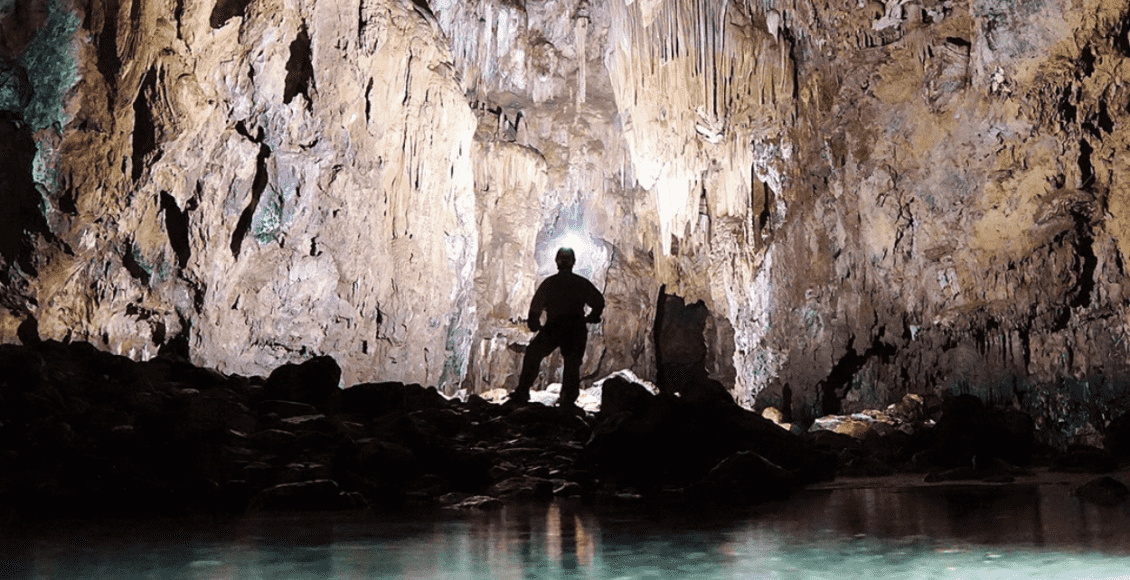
[527,282,546,331]
[585,282,605,323]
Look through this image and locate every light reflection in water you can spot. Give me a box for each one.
[3,485,1130,579]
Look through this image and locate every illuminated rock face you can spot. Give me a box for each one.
[0,0,479,387]
[4,0,1130,444]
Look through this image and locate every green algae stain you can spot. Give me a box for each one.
[0,0,81,132]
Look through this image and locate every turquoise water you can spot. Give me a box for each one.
[3,484,1130,579]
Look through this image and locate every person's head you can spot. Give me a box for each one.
[555,247,576,272]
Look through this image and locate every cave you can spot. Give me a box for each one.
[3,0,1130,574]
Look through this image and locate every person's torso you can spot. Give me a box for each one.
[540,273,594,326]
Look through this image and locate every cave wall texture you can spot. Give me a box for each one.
[3,0,1130,446]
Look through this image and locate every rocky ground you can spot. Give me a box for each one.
[3,341,1130,523]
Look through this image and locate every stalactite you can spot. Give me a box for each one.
[607,0,794,253]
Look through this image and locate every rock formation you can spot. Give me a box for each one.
[3,0,1130,446]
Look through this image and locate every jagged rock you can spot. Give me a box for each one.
[887,394,927,422]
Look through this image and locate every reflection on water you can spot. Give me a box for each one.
[4,484,1130,579]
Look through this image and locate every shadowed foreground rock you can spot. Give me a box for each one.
[3,341,1121,521]
[0,341,831,519]
[581,376,835,497]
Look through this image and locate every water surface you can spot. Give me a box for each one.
[5,482,1130,579]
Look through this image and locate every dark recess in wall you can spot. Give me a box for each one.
[160,192,191,269]
[210,0,252,29]
[122,242,151,285]
[96,0,121,93]
[132,69,159,182]
[284,25,314,107]
[230,123,271,259]
[0,113,47,277]
[129,0,142,34]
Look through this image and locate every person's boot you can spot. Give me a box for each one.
[505,388,529,407]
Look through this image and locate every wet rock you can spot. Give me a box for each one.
[490,476,555,500]
[444,495,503,510]
[405,474,450,500]
[277,462,333,484]
[260,400,319,419]
[1073,476,1130,506]
[838,456,895,478]
[923,466,981,483]
[252,479,356,511]
[553,481,584,497]
[437,491,470,506]
[275,414,336,434]
[692,451,796,503]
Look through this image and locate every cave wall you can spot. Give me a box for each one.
[0,0,480,388]
[751,0,1130,446]
[4,0,1130,446]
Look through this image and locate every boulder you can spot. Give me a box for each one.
[692,451,796,503]
[584,373,833,493]
[597,375,658,419]
[930,394,1034,468]
[1073,476,1130,506]
[263,356,342,411]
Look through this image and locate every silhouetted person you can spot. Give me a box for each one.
[511,247,604,408]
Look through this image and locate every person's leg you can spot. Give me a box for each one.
[514,330,554,402]
[559,325,588,407]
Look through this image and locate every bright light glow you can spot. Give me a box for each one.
[537,207,611,286]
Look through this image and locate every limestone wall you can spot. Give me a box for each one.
[4,0,1130,446]
[0,0,479,388]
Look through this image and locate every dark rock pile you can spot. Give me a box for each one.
[0,341,834,520]
[5,341,1130,521]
